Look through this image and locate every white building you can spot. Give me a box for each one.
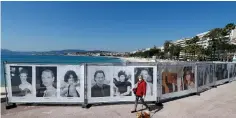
[172,38,191,47]
[131,28,236,56]
[230,29,236,44]
[196,31,210,49]
[158,46,164,52]
[172,29,236,49]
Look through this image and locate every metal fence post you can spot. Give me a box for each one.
[195,63,200,96]
[3,61,9,104]
[82,63,88,108]
[3,61,17,109]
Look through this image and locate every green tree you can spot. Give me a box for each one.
[164,40,172,59]
[169,44,182,60]
[205,28,225,61]
[184,36,200,61]
[164,40,171,52]
[222,23,235,36]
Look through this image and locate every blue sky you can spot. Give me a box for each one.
[1,1,236,52]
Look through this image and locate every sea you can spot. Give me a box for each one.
[1,55,123,87]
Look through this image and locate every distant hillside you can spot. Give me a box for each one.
[38,49,87,55]
[1,49,34,55]
[1,49,87,55]
[1,49,114,55]
[86,50,114,53]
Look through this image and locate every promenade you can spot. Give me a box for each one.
[1,81,236,118]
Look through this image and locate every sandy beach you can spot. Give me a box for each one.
[119,57,180,63]
[1,81,236,118]
[119,57,156,62]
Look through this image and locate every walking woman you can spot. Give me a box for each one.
[131,75,151,113]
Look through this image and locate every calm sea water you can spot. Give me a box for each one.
[1,55,122,86]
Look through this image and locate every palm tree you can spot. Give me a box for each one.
[164,40,172,59]
[221,23,236,61]
[184,45,192,60]
[173,44,182,60]
[190,36,200,60]
[222,23,235,36]
[184,36,200,61]
[205,28,224,61]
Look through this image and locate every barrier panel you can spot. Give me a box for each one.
[159,62,197,100]
[214,62,229,85]
[196,62,215,92]
[4,62,85,103]
[228,62,236,82]
[86,62,158,104]
[3,61,236,106]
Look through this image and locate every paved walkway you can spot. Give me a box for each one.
[1,81,236,118]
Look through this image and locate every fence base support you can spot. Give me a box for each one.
[212,85,217,88]
[82,104,92,109]
[81,104,87,108]
[195,92,201,96]
[5,103,17,109]
[155,102,163,107]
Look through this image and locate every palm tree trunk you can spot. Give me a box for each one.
[214,49,216,61]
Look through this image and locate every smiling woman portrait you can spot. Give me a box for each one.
[60,70,80,97]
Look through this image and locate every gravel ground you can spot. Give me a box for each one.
[1,81,236,118]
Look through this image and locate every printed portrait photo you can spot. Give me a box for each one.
[222,64,228,79]
[208,65,214,84]
[90,67,111,97]
[134,67,153,96]
[197,67,204,87]
[215,64,228,81]
[10,66,33,97]
[113,67,132,97]
[162,71,178,94]
[181,66,195,90]
[60,70,80,97]
[229,64,234,78]
[36,66,57,97]
[233,64,236,78]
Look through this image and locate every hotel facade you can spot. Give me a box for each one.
[131,29,236,59]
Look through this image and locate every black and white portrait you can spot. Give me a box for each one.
[60,70,80,97]
[215,64,223,81]
[197,66,205,87]
[208,65,214,84]
[134,67,153,96]
[113,67,132,96]
[36,66,57,97]
[233,64,236,78]
[197,69,203,87]
[203,67,208,85]
[229,64,234,78]
[10,66,33,97]
[222,64,228,80]
[91,69,111,97]
[215,64,228,81]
